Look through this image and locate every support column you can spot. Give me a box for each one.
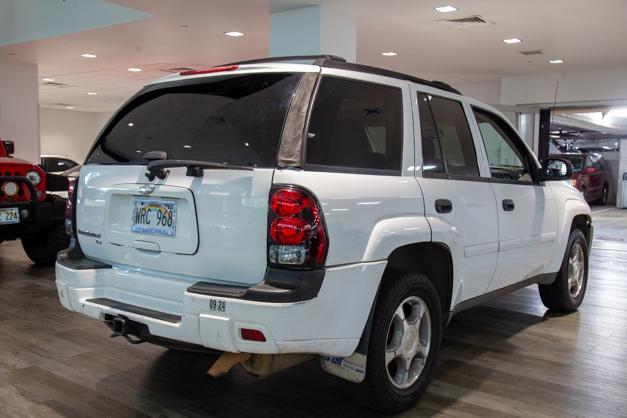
[0,60,40,162]
[270,5,356,63]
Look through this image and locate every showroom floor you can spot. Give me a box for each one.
[0,208,626,418]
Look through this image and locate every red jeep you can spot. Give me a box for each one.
[0,138,69,264]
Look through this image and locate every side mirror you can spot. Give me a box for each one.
[2,140,14,156]
[539,158,573,181]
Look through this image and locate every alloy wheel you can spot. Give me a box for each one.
[568,242,585,298]
[384,296,431,389]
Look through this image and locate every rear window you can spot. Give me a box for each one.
[305,77,403,174]
[87,73,303,168]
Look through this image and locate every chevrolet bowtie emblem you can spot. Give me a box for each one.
[138,184,156,195]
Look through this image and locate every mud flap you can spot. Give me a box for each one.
[320,353,367,383]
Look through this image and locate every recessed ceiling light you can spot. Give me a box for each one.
[87,92,98,95]
[435,5,458,13]
[224,31,244,37]
[381,51,398,57]
[503,38,522,44]
[184,145,192,149]
[128,122,134,127]
[128,67,142,72]
[66,106,75,110]
[81,53,97,58]
[42,78,55,82]
[549,59,565,64]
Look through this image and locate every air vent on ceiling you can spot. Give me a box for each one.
[519,50,544,56]
[437,15,492,29]
[161,67,194,73]
[41,81,71,88]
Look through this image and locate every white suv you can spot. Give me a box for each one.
[55,55,592,413]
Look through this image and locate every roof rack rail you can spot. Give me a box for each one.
[222,55,461,95]
[227,55,347,66]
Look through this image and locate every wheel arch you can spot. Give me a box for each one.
[354,241,454,357]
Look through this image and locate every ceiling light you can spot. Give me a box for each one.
[128,67,142,72]
[225,31,244,37]
[549,59,565,64]
[87,92,98,95]
[128,122,134,127]
[42,78,55,82]
[66,106,75,110]
[184,145,192,149]
[381,51,398,57]
[435,5,458,13]
[503,38,522,44]
[81,53,97,58]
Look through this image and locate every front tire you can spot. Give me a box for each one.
[347,272,442,414]
[539,229,588,312]
[21,220,70,265]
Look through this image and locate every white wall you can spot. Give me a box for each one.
[39,108,111,163]
[0,60,40,162]
[500,67,627,106]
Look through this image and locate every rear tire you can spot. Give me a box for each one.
[344,272,442,414]
[21,220,70,265]
[539,229,588,312]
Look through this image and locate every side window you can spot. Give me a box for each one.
[306,77,403,173]
[473,109,531,182]
[417,93,479,178]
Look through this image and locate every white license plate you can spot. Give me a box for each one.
[0,207,20,225]
[131,198,177,237]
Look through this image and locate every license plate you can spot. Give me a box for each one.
[0,207,20,225]
[131,198,177,237]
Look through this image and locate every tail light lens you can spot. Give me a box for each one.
[268,186,328,267]
[65,178,77,236]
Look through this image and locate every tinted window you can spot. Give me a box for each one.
[473,109,531,182]
[41,157,76,172]
[418,94,479,177]
[87,73,303,168]
[306,77,403,173]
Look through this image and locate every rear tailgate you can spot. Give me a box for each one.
[77,165,273,285]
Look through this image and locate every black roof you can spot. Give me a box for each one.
[228,55,462,95]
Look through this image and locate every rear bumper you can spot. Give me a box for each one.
[55,257,385,357]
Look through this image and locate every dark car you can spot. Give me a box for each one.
[555,152,611,205]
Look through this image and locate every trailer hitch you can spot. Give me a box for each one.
[105,315,147,345]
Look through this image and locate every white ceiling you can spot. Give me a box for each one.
[1,0,627,112]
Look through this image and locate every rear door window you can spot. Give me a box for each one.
[87,73,304,168]
[417,93,479,178]
[306,77,403,174]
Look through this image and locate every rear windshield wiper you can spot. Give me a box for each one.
[146,159,254,180]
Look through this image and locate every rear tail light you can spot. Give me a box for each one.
[65,178,77,236]
[268,186,328,267]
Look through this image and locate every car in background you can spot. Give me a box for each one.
[1,140,69,264]
[49,165,81,199]
[554,152,611,205]
[40,155,79,174]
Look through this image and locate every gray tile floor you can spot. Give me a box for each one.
[1,207,626,417]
